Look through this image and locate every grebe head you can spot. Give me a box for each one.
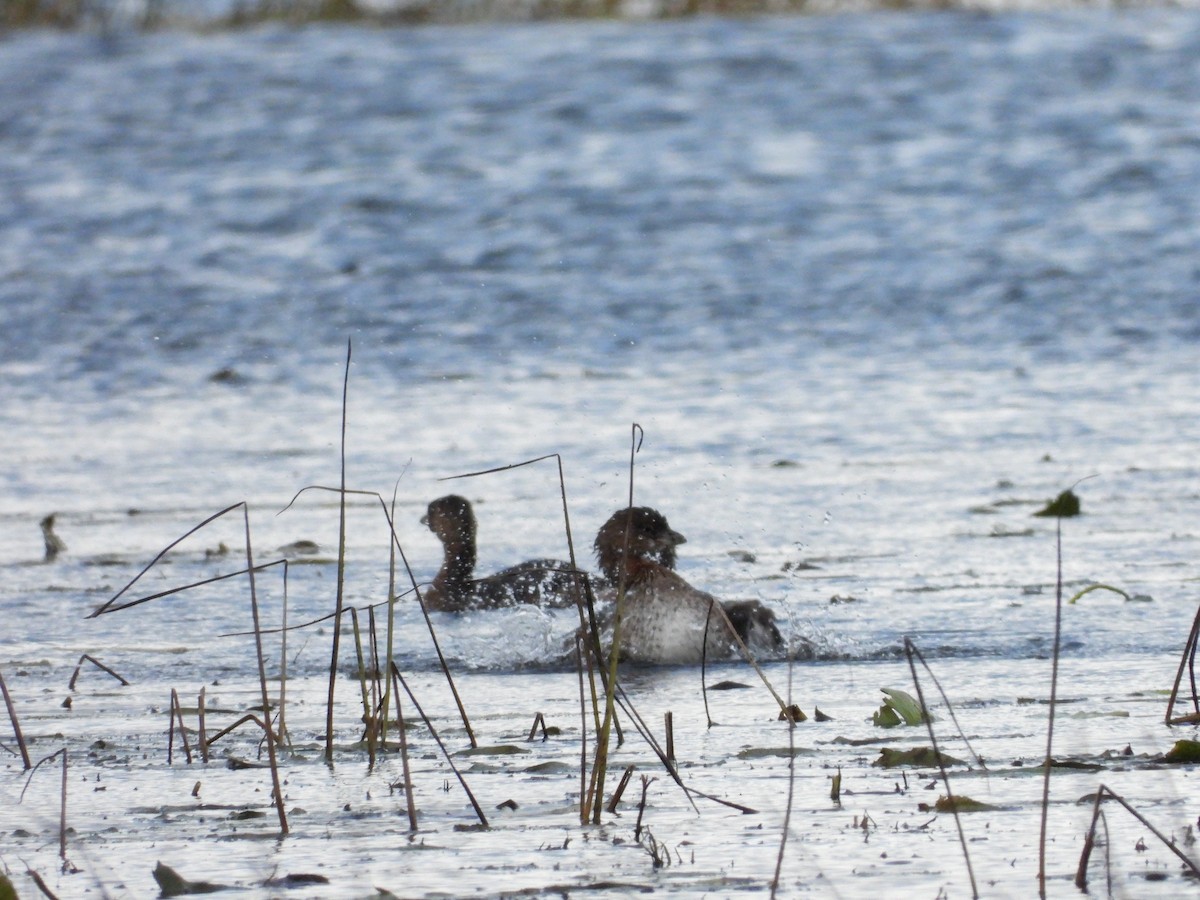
[422,494,477,546]
[593,506,686,581]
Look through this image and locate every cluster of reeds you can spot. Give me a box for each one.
[49,345,778,853]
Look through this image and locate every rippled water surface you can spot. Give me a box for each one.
[2,9,1200,898]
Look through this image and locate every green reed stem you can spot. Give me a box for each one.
[324,338,352,764]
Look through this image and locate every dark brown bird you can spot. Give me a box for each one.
[421,495,583,612]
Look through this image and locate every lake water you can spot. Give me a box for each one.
[2,8,1200,898]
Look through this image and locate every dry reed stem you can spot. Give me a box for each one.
[238,505,288,834]
[439,452,605,746]
[1165,598,1200,724]
[902,640,985,770]
[324,338,352,764]
[769,655,798,899]
[168,688,193,764]
[367,606,384,742]
[67,654,130,689]
[203,713,275,746]
[389,662,488,827]
[1075,785,1200,889]
[90,503,276,618]
[611,683,757,813]
[633,774,655,841]
[1037,516,1064,899]
[527,712,548,742]
[348,608,376,767]
[606,764,636,813]
[24,866,59,900]
[0,667,31,769]
[589,423,643,823]
[903,638,978,899]
[380,485,402,744]
[198,687,208,763]
[58,749,67,866]
[664,712,675,774]
[277,484,479,748]
[276,561,291,749]
[390,666,419,831]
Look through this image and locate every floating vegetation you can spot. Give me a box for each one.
[873,747,966,768]
[871,687,930,728]
[1032,489,1081,518]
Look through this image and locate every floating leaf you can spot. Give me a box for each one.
[1032,489,1081,518]
[737,746,816,759]
[454,744,529,757]
[152,862,227,896]
[874,747,965,768]
[919,795,999,813]
[872,687,930,727]
[872,705,902,728]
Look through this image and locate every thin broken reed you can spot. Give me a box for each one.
[277,484,478,748]
[379,485,402,744]
[18,748,71,866]
[389,662,488,828]
[664,712,675,773]
[606,764,636,813]
[390,668,418,831]
[67,654,129,689]
[1075,785,1200,889]
[203,713,276,748]
[0,667,32,769]
[324,337,352,764]
[348,608,376,767]
[1037,515,1064,899]
[769,653,798,899]
[239,503,288,834]
[439,452,603,746]
[198,687,208,763]
[903,637,978,899]
[58,749,67,865]
[1165,595,1200,724]
[613,681,754,814]
[587,423,643,824]
[167,688,193,765]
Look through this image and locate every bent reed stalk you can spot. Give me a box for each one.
[0,667,32,770]
[903,638,978,900]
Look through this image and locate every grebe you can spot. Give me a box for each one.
[593,506,782,664]
[421,494,583,612]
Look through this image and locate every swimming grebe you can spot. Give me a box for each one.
[593,506,783,664]
[421,494,583,612]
